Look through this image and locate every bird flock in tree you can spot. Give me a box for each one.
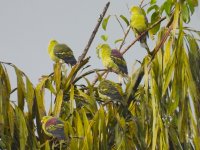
[43,5,150,140]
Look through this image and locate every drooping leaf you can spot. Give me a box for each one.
[151,0,157,4]
[14,66,26,111]
[114,38,123,44]
[25,77,35,124]
[160,0,173,16]
[147,4,159,14]
[182,3,190,23]
[15,107,28,150]
[101,35,108,41]
[102,15,110,31]
[119,15,129,26]
[54,62,61,91]
[149,11,161,39]
[53,89,63,117]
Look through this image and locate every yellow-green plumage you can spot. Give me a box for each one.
[48,40,59,62]
[130,6,148,34]
[98,79,125,105]
[48,40,77,66]
[41,116,66,140]
[97,44,128,75]
[130,6,151,54]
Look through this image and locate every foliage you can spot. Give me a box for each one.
[0,0,200,149]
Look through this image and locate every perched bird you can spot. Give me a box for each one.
[130,6,151,55]
[97,44,128,76]
[98,79,125,105]
[41,116,66,140]
[48,40,77,66]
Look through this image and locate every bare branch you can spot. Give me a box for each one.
[72,69,106,84]
[142,2,150,8]
[78,2,110,63]
[119,26,131,51]
[139,0,145,7]
[115,15,125,34]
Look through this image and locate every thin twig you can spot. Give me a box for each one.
[72,69,106,84]
[103,71,109,79]
[78,2,110,63]
[119,26,131,51]
[142,2,150,8]
[91,71,107,86]
[139,0,145,7]
[121,16,166,55]
[115,15,125,34]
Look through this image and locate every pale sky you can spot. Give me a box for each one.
[0,0,200,86]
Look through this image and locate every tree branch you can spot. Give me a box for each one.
[151,25,173,61]
[121,16,166,55]
[78,2,110,63]
[119,26,131,51]
[72,69,106,84]
[139,0,145,7]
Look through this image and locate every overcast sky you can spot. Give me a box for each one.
[0,0,200,86]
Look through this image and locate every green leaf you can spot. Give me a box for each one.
[8,104,15,138]
[99,106,107,149]
[151,0,157,4]
[53,89,63,117]
[162,49,175,96]
[25,77,34,120]
[81,108,93,150]
[149,11,161,39]
[102,15,110,31]
[54,62,61,91]
[182,4,190,23]
[44,141,50,150]
[119,15,129,26]
[147,5,159,14]
[35,77,48,142]
[114,38,123,44]
[187,0,198,14]
[163,0,173,16]
[14,66,26,111]
[74,110,84,137]
[15,107,28,150]
[45,79,56,94]
[188,0,198,8]
[172,3,180,35]
[101,35,108,41]
[69,85,74,114]
[35,77,48,119]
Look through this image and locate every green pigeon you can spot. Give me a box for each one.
[41,116,66,140]
[98,79,126,105]
[97,44,128,75]
[48,40,77,66]
[130,6,151,54]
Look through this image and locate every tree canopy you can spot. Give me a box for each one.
[0,0,200,149]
